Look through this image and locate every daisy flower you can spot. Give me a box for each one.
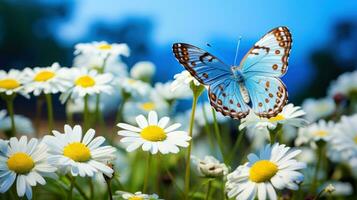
[302,97,336,122]
[328,70,357,98]
[23,63,71,96]
[192,155,228,177]
[0,136,56,199]
[0,69,28,97]
[154,81,192,101]
[115,191,161,200]
[0,114,35,136]
[117,110,191,154]
[226,143,306,200]
[130,61,156,81]
[44,124,116,177]
[295,120,334,148]
[170,70,201,92]
[59,68,114,103]
[74,41,130,59]
[328,114,357,162]
[239,104,308,131]
[118,77,152,97]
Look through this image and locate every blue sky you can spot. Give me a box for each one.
[57,0,357,97]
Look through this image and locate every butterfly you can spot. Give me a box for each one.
[172,26,291,120]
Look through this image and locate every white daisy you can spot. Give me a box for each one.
[239,104,308,131]
[295,120,334,148]
[122,95,169,124]
[0,136,56,199]
[59,68,114,103]
[23,62,71,96]
[328,114,357,162]
[117,110,191,154]
[130,61,156,81]
[115,191,160,200]
[73,53,128,77]
[0,114,35,136]
[192,155,228,177]
[226,143,306,200]
[0,69,28,97]
[117,77,152,97]
[170,70,201,92]
[44,124,116,177]
[154,81,192,101]
[74,41,130,59]
[302,97,336,122]
[328,70,357,98]
[319,181,353,196]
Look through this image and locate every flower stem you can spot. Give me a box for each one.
[211,108,227,163]
[83,94,89,131]
[184,93,199,200]
[311,145,323,193]
[205,179,212,200]
[269,124,282,145]
[5,98,16,138]
[228,128,244,164]
[106,178,113,200]
[45,93,54,131]
[68,176,75,200]
[143,153,152,193]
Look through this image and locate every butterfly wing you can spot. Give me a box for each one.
[209,78,250,119]
[172,43,249,119]
[244,76,288,118]
[172,43,232,85]
[240,26,291,117]
[240,26,292,78]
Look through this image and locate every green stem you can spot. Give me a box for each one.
[311,146,323,193]
[143,153,152,193]
[228,128,244,164]
[73,181,90,200]
[67,176,75,200]
[89,179,94,200]
[211,108,226,163]
[106,179,113,200]
[269,124,282,145]
[45,93,54,132]
[184,94,199,200]
[205,180,212,200]
[5,98,16,138]
[83,94,89,131]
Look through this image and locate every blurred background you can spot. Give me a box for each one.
[1,0,357,118]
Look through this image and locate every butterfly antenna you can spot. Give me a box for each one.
[233,36,242,66]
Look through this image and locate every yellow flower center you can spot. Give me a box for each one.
[140,125,167,142]
[127,79,137,85]
[268,114,285,122]
[140,102,156,111]
[34,70,55,82]
[75,75,96,88]
[354,136,357,144]
[249,160,278,183]
[0,78,20,90]
[129,196,143,200]
[7,152,35,174]
[63,142,91,162]
[97,44,112,50]
[313,130,328,137]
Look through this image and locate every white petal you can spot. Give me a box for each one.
[164,123,181,132]
[117,123,142,132]
[158,117,170,128]
[82,129,96,145]
[135,115,148,129]
[16,175,27,197]
[148,111,158,125]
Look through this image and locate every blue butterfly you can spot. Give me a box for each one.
[172,26,291,119]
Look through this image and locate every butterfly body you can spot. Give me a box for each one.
[172,26,291,119]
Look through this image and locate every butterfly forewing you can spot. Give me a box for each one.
[172,43,231,85]
[241,26,292,78]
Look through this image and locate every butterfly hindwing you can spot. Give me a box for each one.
[172,43,232,85]
[244,76,288,118]
[209,78,250,119]
[241,26,292,78]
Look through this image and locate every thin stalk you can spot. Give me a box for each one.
[5,98,16,138]
[83,94,89,131]
[311,146,323,193]
[143,153,152,193]
[211,108,226,163]
[45,93,54,131]
[67,176,75,200]
[228,128,244,164]
[184,94,199,200]
[73,181,90,200]
[89,179,94,199]
[205,180,212,200]
[106,179,113,200]
[269,124,282,145]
